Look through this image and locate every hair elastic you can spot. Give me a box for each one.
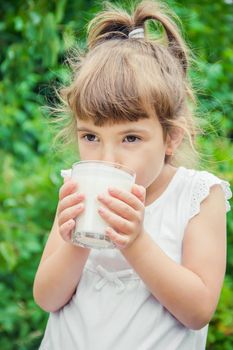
[128,27,144,39]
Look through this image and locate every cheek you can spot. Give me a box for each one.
[134,152,165,187]
[78,142,94,160]
[77,145,85,159]
[136,168,160,188]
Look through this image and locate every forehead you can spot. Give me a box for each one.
[76,116,162,133]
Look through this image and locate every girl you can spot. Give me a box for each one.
[34,1,232,349]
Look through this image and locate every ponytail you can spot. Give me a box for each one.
[87,2,132,47]
[87,0,189,74]
[133,1,189,73]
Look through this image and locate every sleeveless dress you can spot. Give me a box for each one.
[39,166,232,350]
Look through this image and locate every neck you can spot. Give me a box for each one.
[145,164,178,206]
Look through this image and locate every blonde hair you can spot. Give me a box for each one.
[55,0,202,167]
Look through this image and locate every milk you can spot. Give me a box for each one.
[70,161,135,249]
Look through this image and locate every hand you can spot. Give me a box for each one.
[57,177,85,242]
[97,184,146,249]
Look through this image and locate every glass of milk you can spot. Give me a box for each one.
[70,160,135,249]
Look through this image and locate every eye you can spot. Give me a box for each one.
[83,134,98,142]
[123,135,141,143]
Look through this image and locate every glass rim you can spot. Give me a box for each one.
[72,160,135,178]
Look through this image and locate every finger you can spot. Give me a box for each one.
[58,203,84,226]
[106,227,128,249]
[97,194,136,220]
[59,180,78,201]
[131,184,146,204]
[60,219,76,242]
[98,206,133,235]
[58,192,85,214]
[108,187,144,211]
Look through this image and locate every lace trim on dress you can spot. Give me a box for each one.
[61,169,72,178]
[189,171,232,219]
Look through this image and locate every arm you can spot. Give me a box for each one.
[122,185,226,329]
[33,180,90,313]
[98,184,227,330]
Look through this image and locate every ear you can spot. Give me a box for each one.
[165,126,184,156]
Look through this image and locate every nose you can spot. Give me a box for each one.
[100,146,119,164]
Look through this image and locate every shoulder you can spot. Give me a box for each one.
[177,167,232,221]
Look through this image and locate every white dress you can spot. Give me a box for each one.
[39,166,232,350]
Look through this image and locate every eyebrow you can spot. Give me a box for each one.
[77,127,97,133]
[77,127,149,134]
[118,128,149,135]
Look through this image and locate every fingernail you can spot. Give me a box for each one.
[76,193,85,200]
[106,227,113,234]
[139,186,145,195]
[108,187,116,193]
[98,207,105,214]
[97,194,104,200]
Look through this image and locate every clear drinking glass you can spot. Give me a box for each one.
[70,160,136,249]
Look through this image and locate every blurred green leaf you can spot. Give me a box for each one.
[0,242,18,271]
[0,1,232,349]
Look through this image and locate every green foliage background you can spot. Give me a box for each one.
[0,0,232,349]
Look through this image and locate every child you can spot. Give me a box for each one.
[34,1,232,349]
